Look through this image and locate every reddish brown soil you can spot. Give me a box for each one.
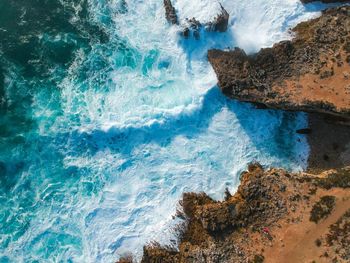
[208,6,350,119]
[117,165,350,263]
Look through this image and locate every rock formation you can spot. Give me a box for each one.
[183,18,201,40]
[118,164,350,263]
[163,0,229,39]
[164,0,178,25]
[208,6,350,119]
[116,6,350,263]
[204,4,229,32]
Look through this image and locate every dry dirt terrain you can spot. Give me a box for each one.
[208,6,350,172]
[208,6,350,119]
[118,165,350,263]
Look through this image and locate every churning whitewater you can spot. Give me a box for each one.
[0,0,329,262]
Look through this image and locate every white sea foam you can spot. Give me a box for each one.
[225,0,322,53]
[2,0,331,262]
[55,0,323,131]
[174,0,223,24]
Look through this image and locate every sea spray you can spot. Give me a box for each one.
[0,0,328,261]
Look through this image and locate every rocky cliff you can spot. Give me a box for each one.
[208,6,350,119]
[118,164,350,263]
[116,6,350,263]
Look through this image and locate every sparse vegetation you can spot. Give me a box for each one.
[316,168,350,189]
[326,209,350,261]
[315,238,322,247]
[253,254,265,263]
[344,42,350,53]
[310,196,336,223]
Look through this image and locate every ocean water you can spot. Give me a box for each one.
[0,0,330,262]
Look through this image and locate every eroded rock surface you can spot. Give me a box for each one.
[208,6,350,119]
[164,0,178,25]
[163,0,229,39]
[119,164,350,263]
[203,4,229,33]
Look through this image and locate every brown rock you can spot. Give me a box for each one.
[164,0,178,25]
[164,2,229,39]
[207,4,229,32]
[208,6,350,119]
[135,166,350,263]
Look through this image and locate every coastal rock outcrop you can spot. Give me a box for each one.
[116,6,350,263]
[119,164,350,263]
[208,6,350,119]
[164,0,178,25]
[163,0,229,39]
[203,4,229,33]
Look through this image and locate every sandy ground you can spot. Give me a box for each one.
[281,52,350,113]
[264,187,350,263]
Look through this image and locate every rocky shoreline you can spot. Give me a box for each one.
[117,4,350,263]
[119,165,350,262]
[207,5,350,172]
[208,6,350,119]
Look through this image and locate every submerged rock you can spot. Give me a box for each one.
[296,128,312,134]
[208,6,350,119]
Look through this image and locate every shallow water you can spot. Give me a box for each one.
[0,0,330,261]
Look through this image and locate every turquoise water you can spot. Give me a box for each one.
[0,0,328,261]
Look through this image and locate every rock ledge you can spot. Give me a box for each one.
[208,6,350,119]
[118,165,350,263]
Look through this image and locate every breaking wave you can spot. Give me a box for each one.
[0,0,331,261]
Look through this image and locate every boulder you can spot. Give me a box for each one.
[164,0,178,25]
